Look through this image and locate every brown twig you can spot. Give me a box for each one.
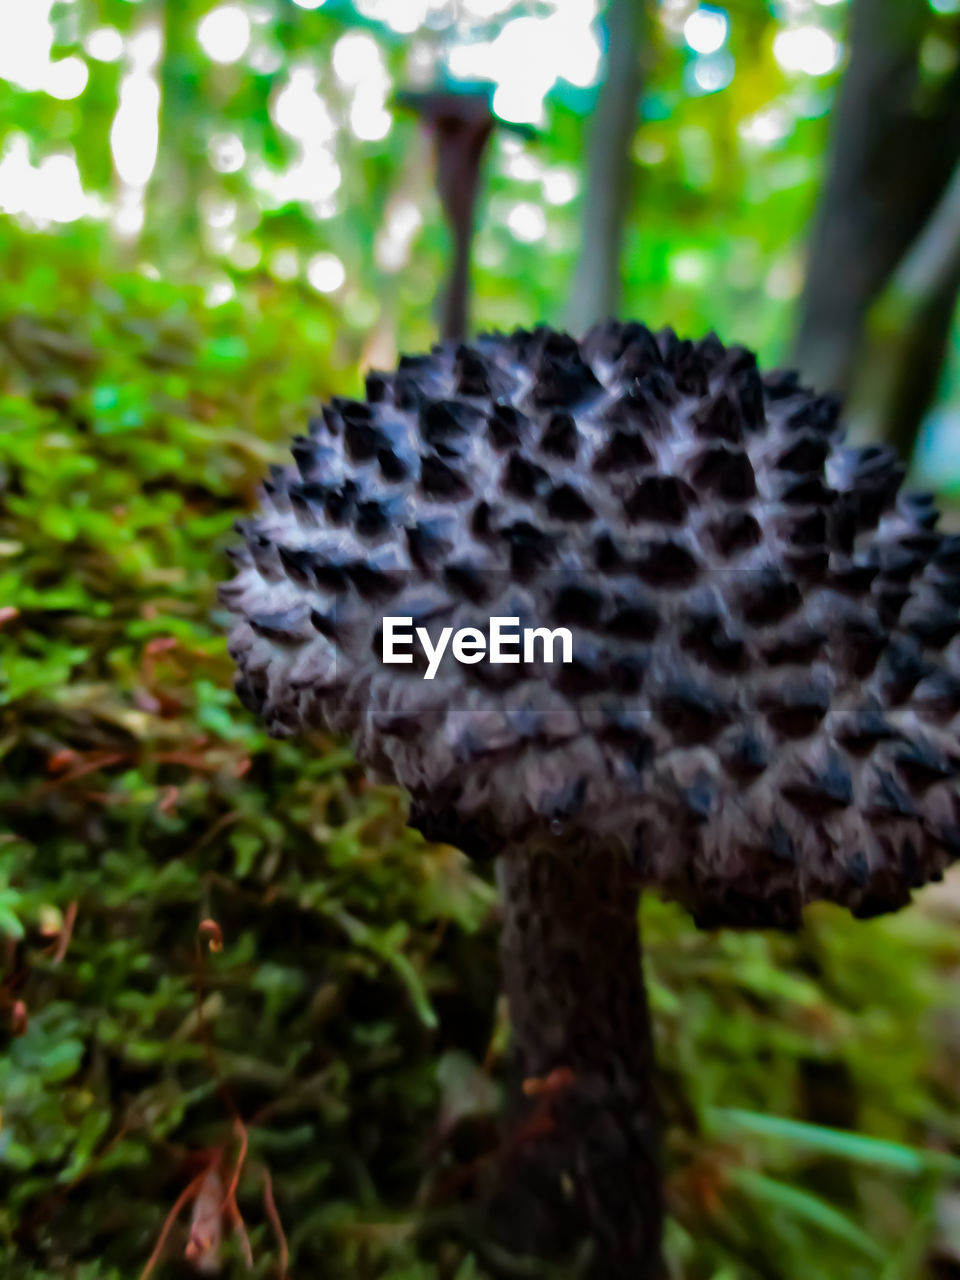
[51,901,78,965]
[139,1166,213,1280]
[222,1113,249,1217]
[259,1162,290,1279]
[139,918,291,1276]
[226,1191,254,1269]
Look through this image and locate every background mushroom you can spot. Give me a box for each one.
[396,86,535,343]
[220,321,960,1278]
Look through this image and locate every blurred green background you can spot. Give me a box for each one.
[2,1,960,1277]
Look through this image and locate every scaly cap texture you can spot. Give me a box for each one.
[220,323,960,927]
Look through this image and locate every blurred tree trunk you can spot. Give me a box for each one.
[146,4,205,267]
[793,0,960,418]
[849,159,960,458]
[565,0,647,338]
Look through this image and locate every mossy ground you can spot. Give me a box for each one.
[2,233,959,1279]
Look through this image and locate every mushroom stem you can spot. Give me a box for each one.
[491,847,663,1278]
[443,219,473,347]
[397,89,496,342]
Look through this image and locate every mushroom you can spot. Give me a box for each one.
[396,86,535,342]
[220,322,960,1278]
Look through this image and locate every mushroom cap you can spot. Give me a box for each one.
[221,323,960,928]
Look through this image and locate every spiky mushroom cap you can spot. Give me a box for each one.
[220,322,960,929]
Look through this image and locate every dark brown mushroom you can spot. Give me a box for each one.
[220,322,960,1278]
[397,86,534,342]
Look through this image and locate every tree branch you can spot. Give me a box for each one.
[793,0,960,397]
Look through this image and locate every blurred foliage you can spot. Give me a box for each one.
[3,0,957,383]
[0,0,904,358]
[2,0,960,1277]
[1,221,960,1280]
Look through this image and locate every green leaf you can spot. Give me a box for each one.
[707,1109,960,1176]
[727,1168,886,1261]
[0,905,24,940]
[333,909,438,1030]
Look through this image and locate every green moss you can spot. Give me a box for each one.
[1,230,959,1278]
